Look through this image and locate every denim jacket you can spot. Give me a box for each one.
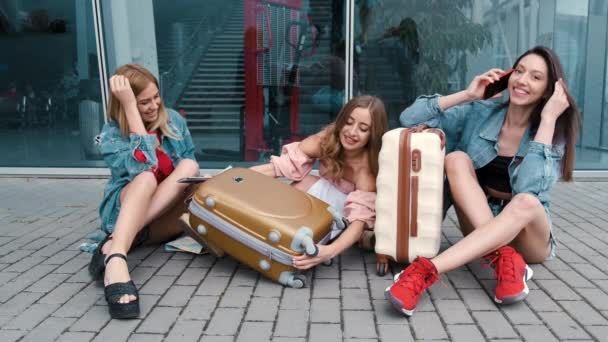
[97,109,196,233]
[400,94,564,211]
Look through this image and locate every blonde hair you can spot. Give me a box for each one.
[106,64,178,139]
[319,95,388,181]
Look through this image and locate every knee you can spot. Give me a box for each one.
[510,193,543,217]
[444,151,473,176]
[177,158,200,177]
[133,171,158,190]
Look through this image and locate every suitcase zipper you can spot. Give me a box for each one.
[189,201,294,266]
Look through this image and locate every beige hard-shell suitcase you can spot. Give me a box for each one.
[374,126,445,275]
[184,167,339,287]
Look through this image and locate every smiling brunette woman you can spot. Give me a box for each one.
[251,95,388,270]
[386,46,581,316]
[90,64,199,319]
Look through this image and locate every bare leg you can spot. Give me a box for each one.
[431,193,551,274]
[445,151,494,232]
[104,159,199,303]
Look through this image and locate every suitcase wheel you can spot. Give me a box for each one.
[292,227,318,257]
[292,274,306,289]
[376,254,390,277]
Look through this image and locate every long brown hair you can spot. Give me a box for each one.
[511,46,581,181]
[319,95,388,181]
[106,64,177,139]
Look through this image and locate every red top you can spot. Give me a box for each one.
[133,131,175,183]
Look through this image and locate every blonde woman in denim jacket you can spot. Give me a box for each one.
[386,46,581,316]
[89,64,199,319]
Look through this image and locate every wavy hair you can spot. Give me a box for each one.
[106,64,178,139]
[319,95,388,181]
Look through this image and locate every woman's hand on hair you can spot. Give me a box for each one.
[541,78,570,123]
[464,68,504,101]
[109,75,137,107]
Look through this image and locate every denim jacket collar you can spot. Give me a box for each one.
[478,107,532,158]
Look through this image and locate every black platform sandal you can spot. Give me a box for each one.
[104,253,140,319]
[88,235,112,280]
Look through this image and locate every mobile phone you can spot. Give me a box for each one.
[177,176,212,184]
[483,69,513,99]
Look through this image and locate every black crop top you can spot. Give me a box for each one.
[475,156,512,193]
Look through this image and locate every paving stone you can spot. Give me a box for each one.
[0,330,26,342]
[181,295,219,321]
[369,279,393,300]
[428,276,460,300]
[128,334,164,342]
[138,294,161,318]
[524,289,562,312]
[515,325,559,342]
[3,303,60,330]
[52,284,103,318]
[245,297,279,321]
[499,302,543,325]
[312,278,340,298]
[459,288,498,311]
[586,326,608,342]
[472,311,518,339]
[91,319,140,342]
[39,282,87,304]
[236,321,273,342]
[449,269,482,288]
[314,261,340,279]
[130,266,157,286]
[536,279,581,300]
[139,275,176,295]
[176,267,208,286]
[158,285,196,307]
[447,324,485,342]
[551,269,595,288]
[200,336,235,342]
[205,308,244,335]
[343,310,377,339]
[196,276,231,296]
[25,272,70,293]
[55,332,95,342]
[435,299,474,324]
[341,270,368,289]
[342,288,372,310]
[138,251,171,267]
[207,258,238,277]
[577,288,608,311]
[274,310,309,337]
[165,319,205,342]
[280,287,311,310]
[20,317,76,342]
[157,259,190,276]
[310,298,340,323]
[137,306,180,333]
[373,299,407,325]
[378,324,414,341]
[253,278,284,298]
[0,289,45,315]
[69,305,111,332]
[537,311,591,339]
[309,323,342,342]
[559,300,608,325]
[230,266,259,287]
[219,285,253,308]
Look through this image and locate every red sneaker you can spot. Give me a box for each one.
[385,257,439,316]
[483,246,533,304]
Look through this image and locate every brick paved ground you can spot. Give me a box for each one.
[1,178,608,341]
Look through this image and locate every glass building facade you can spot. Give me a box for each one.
[1,0,607,171]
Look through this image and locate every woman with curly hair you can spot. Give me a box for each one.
[251,95,388,269]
